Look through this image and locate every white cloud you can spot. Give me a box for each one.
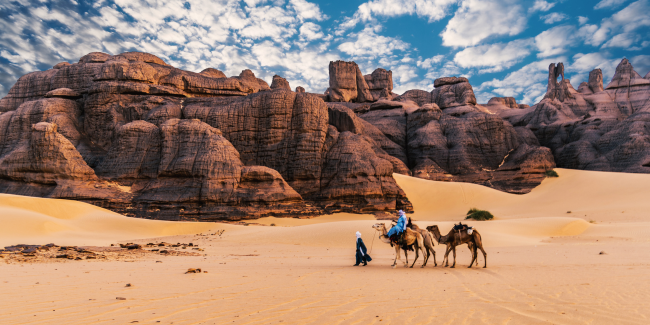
[417,55,445,69]
[441,0,527,47]
[340,0,458,30]
[631,55,650,76]
[567,52,620,85]
[529,0,555,12]
[602,33,638,48]
[454,38,534,73]
[477,58,564,105]
[535,25,576,57]
[299,22,324,41]
[594,0,629,9]
[338,25,409,58]
[577,16,589,25]
[585,0,650,46]
[541,12,568,24]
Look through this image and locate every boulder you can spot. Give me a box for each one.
[364,68,393,101]
[487,97,519,109]
[199,68,227,79]
[0,122,97,184]
[296,86,305,93]
[270,75,291,90]
[431,77,477,109]
[326,61,373,103]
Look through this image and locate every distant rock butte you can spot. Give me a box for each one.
[2,52,646,220]
[500,58,650,175]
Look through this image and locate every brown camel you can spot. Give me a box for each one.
[408,222,437,267]
[372,223,425,268]
[427,225,487,268]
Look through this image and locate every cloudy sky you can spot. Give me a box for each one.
[1,0,649,105]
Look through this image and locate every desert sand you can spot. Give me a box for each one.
[2,168,650,324]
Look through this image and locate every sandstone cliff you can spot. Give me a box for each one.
[4,52,643,220]
[0,52,413,220]
[501,58,650,174]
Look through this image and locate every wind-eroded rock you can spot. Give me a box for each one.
[503,58,650,175]
[326,61,373,103]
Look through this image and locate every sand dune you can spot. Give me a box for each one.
[395,168,650,222]
[2,169,650,324]
[0,194,214,247]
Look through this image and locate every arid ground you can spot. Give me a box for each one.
[2,168,650,324]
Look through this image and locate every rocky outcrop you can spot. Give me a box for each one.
[0,51,417,220]
[396,77,477,110]
[325,61,373,103]
[502,58,650,175]
[544,62,574,102]
[183,90,412,212]
[487,97,519,109]
[11,50,638,219]
[364,68,394,101]
[588,69,604,93]
[270,75,291,90]
[405,104,553,193]
[605,58,650,89]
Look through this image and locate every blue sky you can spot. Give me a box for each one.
[1,0,649,105]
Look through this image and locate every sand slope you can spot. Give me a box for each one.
[2,169,650,324]
[395,168,650,222]
[0,194,214,247]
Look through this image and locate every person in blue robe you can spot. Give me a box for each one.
[354,231,372,266]
[386,210,407,241]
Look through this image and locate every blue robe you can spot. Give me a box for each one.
[387,214,407,238]
[355,238,372,264]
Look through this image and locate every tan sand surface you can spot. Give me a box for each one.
[2,169,650,324]
[0,194,215,247]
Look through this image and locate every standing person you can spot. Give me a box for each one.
[354,231,372,266]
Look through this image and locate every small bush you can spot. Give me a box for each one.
[270,223,276,227]
[466,208,494,221]
[545,169,559,177]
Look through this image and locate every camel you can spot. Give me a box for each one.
[372,223,426,268]
[427,225,487,268]
[408,222,437,267]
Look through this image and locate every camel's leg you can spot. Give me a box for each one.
[409,244,420,268]
[432,246,437,267]
[403,249,409,267]
[443,245,452,267]
[468,244,477,268]
[420,244,427,268]
[474,232,488,268]
[467,242,477,268]
[450,246,457,268]
[392,245,399,268]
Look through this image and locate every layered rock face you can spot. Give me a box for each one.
[349,74,554,193]
[0,52,414,220]
[10,52,634,220]
[502,59,650,174]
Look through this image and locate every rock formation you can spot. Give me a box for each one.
[8,52,642,220]
[502,58,650,174]
[270,75,291,90]
[325,61,373,103]
[0,52,416,220]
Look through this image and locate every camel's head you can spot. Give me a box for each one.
[426,225,439,233]
[372,223,385,231]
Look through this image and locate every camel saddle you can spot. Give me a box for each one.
[389,231,413,251]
